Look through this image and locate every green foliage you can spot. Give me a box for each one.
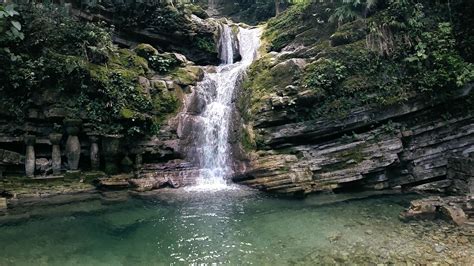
[405,22,474,90]
[0,4,178,136]
[134,43,178,73]
[241,55,275,119]
[152,91,178,116]
[147,55,174,73]
[196,36,216,54]
[329,3,363,24]
[0,4,23,67]
[77,0,219,63]
[85,0,192,32]
[304,59,348,92]
[0,4,24,43]
[76,67,154,135]
[246,0,474,123]
[264,1,335,52]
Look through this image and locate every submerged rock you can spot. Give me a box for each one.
[400,196,473,226]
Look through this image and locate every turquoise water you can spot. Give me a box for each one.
[0,189,472,265]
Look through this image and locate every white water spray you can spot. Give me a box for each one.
[189,25,260,191]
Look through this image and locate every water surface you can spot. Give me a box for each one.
[0,189,472,265]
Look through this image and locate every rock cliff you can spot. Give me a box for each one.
[233,1,474,196]
[234,85,473,195]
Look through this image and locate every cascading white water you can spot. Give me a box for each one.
[190,25,261,190]
[217,24,234,64]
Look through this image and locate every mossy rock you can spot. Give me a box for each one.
[171,66,204,86]
[269,33,295,52]
[330,20,367,47]
[88,63,109,84]
[152,90,179,116]
[120,156,134,173]
[299,41,331,58]
[120,108,135,119]
[241,125,256,151]
[270,58,306,88]
[242,55,279,113]
[185,4,208,19]
[119,108,148,121]
[111,49,149,75]
[151,79,168,91]
[295,26,335,47]
[88,53,146,85]
[134,43,159,59]
[338,145,365,164]
[86,46,109,65]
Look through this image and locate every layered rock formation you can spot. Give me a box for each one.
[234,85,474,195]
[0,62,204,178]
[232,1,474,197]
[401,156,473,226]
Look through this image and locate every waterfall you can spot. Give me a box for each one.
[217,24,234,64]
[189,25,261,190]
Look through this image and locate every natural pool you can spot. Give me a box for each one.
[0,188,472,265]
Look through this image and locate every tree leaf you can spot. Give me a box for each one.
[4,4,14,12]
[11,20,21,31]
[4,5,19,16]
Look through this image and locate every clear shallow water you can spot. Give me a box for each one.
[0,189,472,265]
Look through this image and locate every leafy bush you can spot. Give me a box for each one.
[405,22,474,90]
[304,59,348,92]
[0,4,24,44]
[250,0,474,121]
[196,36,217,54]
[147,54,176,73]
[0,4,178,136]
